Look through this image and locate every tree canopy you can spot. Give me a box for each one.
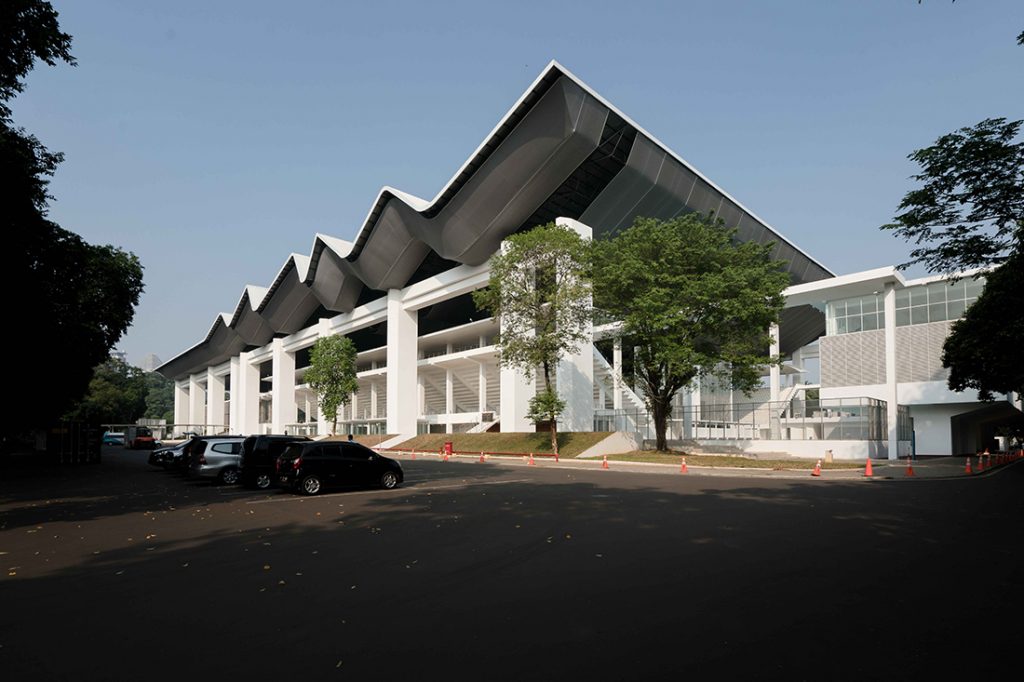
[2,1,145,434]
[473,222,591,453]
[881,117,1023,274]
[305,335,359,436]
[65,359,148,425]
[593,214,789,451]
[0,1,74,120]
[882,30,1023,402]
[144,371,175,423]
[941,253,1024,401]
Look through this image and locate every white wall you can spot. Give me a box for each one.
[908,403,973,456]
[693,438,886,460]
[898,381,981,406]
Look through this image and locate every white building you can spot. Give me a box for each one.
[158,62,1021,459]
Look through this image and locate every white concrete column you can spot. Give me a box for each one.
[612,338,623,410]
[370,381,379,419]
[174,381,190,430]
[235,351,260,435]
[417,375,426,416]
[478,362,488,414]
[188,374,206,429]
[884,283,899,460]
[682,385,694,439]
[271,338,297,434]
[769,322,781,402]
[445,368,454,433]
[386,289,418,435]
[551,218,595,433]
[206,369,225,433]
[692,375,702,430]
[557,334,594,432]
[229,357,241,432]
[500,364,535,432]
[351,389,359,422]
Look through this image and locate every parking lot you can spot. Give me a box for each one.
[1,446,1022,680]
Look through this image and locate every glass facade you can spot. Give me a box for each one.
[895,278,984,327]
[825,277,985,336]
[826,294,885,336]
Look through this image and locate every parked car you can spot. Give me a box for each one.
[187,436,246,484]
[149,441,187,468]
[275,441,403,495]
[239,434,312,490]
[171,435,236,473]
[102,431,125,446]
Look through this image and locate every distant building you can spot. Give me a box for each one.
[140,353,163,372]
[110,349,128,364]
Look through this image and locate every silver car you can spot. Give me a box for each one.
[187,437,246,484]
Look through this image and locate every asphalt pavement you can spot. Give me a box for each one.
[1,447,1022,680]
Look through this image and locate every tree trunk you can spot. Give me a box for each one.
[651,396,669,452]
[544,363,558,455]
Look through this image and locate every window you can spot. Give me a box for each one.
[211,442,240,454]
[894,278,984,327]
[826,294,886,336]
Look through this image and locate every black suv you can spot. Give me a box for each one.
[275,441,403,495]
[240,434,312,489]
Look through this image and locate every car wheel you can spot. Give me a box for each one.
[254,473,272,490]
[380,471,399,489]
[219,467,240,485]
[300,475,322,496]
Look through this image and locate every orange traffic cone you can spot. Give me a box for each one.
[964,457,972,474]
[680,457,688,474]
[602,455,609,470]
[528,453,536,466]
[983,448,990,455]
[864,457,873,477]
[479,452,486,463]
[811,460,822,477]
[905,457,915,477]
[441,448,448,463]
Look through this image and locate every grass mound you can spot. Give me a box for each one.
[391,432,612,458]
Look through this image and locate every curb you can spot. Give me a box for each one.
[379,448,1023,481]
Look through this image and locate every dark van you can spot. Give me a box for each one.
[239,434,312,489]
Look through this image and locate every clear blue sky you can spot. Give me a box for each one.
[12,1,1024,367]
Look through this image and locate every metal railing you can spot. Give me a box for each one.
[594,397,888,442]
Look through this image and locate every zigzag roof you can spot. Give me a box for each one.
[159,61,833,380]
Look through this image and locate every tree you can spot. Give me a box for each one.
[2,1,145,435]
[593,214,789,452]
[305,335,358,436]
[65,359,148,425]
[0,0,74,120]
[144,372,175,422]
[941,252,1024,401]
[473,222,591,454]
[880,32,1022,399]
[880,117,1023,273]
